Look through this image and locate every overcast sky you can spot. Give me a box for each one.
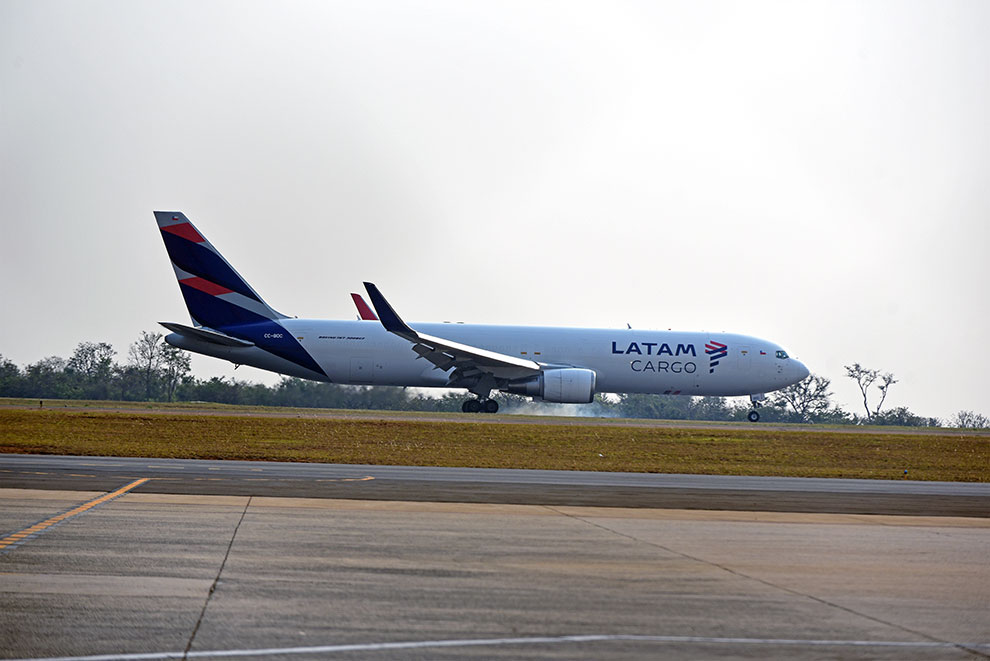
[2,0,987,420]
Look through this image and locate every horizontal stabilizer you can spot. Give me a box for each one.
[159,322,255,347]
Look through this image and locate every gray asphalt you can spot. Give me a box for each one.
[2,454,988,516]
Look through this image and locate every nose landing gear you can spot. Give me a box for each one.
[747,393,765,423]
[462,399,499,414]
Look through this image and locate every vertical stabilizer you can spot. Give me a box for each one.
[155,211,287,329]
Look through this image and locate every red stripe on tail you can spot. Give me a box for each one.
[180,277,234,296]
[162,222,206,243]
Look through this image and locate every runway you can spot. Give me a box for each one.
[1,453,988,516]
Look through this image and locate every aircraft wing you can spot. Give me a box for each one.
[363,282,541,381]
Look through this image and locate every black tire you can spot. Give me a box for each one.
[463,399,481,413]
[484,399,499,414]
[748,410,760,423]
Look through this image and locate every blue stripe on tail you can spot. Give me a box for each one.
[156,211,325,378]
[156,212,286,328]
[161,232,262,303]
[178,285,271,329]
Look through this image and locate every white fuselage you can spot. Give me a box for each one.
[167,318,808,398]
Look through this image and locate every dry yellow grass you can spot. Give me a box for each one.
[1,408,987,482]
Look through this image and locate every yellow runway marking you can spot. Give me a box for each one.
[316,476,375,483]
[0,478,149,553]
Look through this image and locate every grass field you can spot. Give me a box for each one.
[1,402,987,482]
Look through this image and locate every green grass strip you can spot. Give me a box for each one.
[1,408,987,482]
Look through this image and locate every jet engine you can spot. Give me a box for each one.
[505,368,597,403]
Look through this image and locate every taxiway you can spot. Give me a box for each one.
[1,454,988,660]
[2,454,988,516]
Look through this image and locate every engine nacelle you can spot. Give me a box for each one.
[506,368,597,404]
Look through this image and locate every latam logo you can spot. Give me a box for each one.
[705,341,728,374]
[611,341,696,356]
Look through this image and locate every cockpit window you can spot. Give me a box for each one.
[775,350,789,359]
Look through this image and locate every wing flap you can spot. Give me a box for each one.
[362,283,541,380]
[415,331,540,372]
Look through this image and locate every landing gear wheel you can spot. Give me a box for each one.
[748,410,760,423]
[462,399,481,413]
[483,399,499,414]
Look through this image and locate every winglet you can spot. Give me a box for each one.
[363,282,417,340]
[363,281,541,377]
[351,293,379,321]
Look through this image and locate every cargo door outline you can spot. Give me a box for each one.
[349,357,373,384]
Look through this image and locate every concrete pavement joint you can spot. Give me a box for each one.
[542,505,990,659]
[182,496,252,660]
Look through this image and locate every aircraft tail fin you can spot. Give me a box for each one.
[155,211,287,329]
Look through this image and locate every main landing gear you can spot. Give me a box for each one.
[462,399,499,414]
[747,393,765,423]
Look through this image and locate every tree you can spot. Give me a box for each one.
[871,407,936,427]
[23,356,73,398]
[160,343,191,402]
[844,363,897,422]
[688,396,732,421]
[67,342,116,399]
[112,364,146,401]
[952,410,990,429]
[181,376,244,404]
[617,393,694,420]
[771,374,835,422]
[129,331,165,400]
[0,354,21,396]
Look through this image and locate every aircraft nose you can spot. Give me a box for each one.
[793,359,810,382]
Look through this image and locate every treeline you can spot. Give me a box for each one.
[2,333,987,428]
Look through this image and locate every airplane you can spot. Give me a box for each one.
[155,211,809,420]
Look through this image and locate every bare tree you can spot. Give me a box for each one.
[874,372,897,415]
[952,410,990,429]
[129,331,164,400]
[771,374,834,422]
[844,363,898,421]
